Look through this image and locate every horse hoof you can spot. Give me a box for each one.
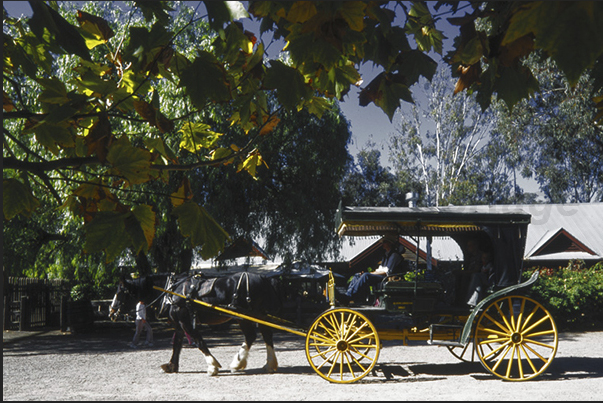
[263,364,278,374]
[207,366,219,376]
[161,363,178,373]
[230,359,248,372]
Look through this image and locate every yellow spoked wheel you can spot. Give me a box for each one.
[475,295,558,381]
[305,308,380,383]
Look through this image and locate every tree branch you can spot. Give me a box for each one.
[3,156,101,172]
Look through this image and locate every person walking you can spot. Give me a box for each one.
[130,299,153,348]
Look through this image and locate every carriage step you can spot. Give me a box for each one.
[428,323,464,346]
[427,340,464,347]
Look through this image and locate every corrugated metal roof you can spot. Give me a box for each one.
[462,204,603,260]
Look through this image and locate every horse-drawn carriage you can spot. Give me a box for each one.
[111,205,558,384]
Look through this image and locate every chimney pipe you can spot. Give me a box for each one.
[406,192,418,208]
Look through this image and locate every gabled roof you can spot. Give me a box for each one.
[516,203,603,261]
[527,227,597,258]
[215,237,270,261]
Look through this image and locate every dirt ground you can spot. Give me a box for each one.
[4,320,603,401]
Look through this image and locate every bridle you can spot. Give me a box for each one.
[108,278,168,321]
[109,283,131,321]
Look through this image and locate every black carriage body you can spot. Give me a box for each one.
[336,204,530,286]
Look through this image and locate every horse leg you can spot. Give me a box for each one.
[175,317,221,376]
[259,324,278,373]
[161,324,183,374]
[230,320,257,372]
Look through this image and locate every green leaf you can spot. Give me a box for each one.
[305,96,332,119]
[144,138,178,163]
[264,60,310,110]
[394,50,438,86]
[376,78,413,122]
[494,65,539,111]
[504,2,603,86]
[106,137,152,185]
[3,179,40,220]
[339,2,366,32]
[178,122,223,153]
[76,10,115,50]
[359,72,413,121]
[237,149,267,179]
[203,1,248,31]
[76,69,118,98]
[31,122,75,155]
[132,205,155,250]
[172,202,230,259]
[134,1,173,25]
[27,1,91,61]
[180,51,231,109]
[83,211,131,262]
[37,77,69,104]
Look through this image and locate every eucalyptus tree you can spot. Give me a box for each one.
[389,67,499,206]
[495,55,603,203]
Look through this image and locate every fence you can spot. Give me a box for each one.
[4,277,71,331]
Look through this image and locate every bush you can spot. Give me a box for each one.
[523,260,603,331]
[70,283,94,301]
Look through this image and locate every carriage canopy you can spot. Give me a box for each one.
[335,204,531,287]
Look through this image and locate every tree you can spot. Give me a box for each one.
[4,1,603,274]
[340,145,409,207]
[389,67,498,206]
[494,54,603,203]
[190,102,353,264]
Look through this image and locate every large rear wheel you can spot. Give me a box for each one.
[305,308,380,383]
[475,295,558,381]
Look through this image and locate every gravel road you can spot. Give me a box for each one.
[4,320,603,400]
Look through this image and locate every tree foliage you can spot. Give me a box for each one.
[4,1,603,273]
[341,146,410,207]
[494,54,603,203]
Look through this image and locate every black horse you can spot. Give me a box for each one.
[109,274,169,321]
[110,272,282,376]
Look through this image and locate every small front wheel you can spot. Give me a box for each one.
[305,308,380,383]
[475,295,558,381]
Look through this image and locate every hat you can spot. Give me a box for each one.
[381,235,398,245]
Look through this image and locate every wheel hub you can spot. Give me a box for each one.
[336,340,349,352]
[511,332,522,344]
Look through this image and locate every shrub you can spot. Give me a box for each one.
[70,283,94,301]
[523,260,603,331]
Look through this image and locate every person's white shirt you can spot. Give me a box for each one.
[135,302,147,321]
[373,250,403,276]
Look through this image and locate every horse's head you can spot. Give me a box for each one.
[109,280,132,321]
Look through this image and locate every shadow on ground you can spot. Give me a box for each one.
[4,322,603,383]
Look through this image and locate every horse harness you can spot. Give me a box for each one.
[231,272,252,307]
[159,272,253,314]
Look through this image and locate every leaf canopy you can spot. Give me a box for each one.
[4,1,602,268]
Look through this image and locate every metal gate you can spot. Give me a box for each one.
[3,277,70,331]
